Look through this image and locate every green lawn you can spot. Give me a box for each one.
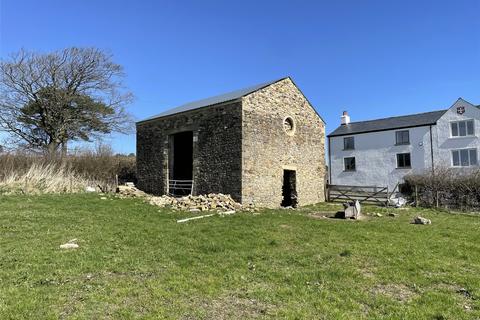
[0,194,479,319]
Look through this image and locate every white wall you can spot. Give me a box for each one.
[329,99,480,191]
[329,126,432,190]
[433,99,480,167]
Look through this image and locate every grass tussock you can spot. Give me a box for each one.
[0,146,135,194]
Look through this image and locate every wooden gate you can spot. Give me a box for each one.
[327,184,389,205]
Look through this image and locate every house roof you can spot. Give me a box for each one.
[327,110,447,137]
[137,77,288,123]
[328,100,480,137]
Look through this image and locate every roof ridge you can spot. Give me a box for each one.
[346,109,447,125]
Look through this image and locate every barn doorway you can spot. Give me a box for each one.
[169,131,193,196]
[281,169,297,207]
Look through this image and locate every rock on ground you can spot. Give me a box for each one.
[342,200,361,219]
[412,216,431,225]
[60,239,79,249]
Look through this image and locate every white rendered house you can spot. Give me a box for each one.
[327,98,480,191]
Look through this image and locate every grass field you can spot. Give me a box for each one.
[1,194,479,319]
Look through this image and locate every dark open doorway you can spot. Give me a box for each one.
[169,131,193,196]
[281,169,297,207]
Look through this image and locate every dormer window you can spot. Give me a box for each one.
[451,120,474,137]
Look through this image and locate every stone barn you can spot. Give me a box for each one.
[136,77,326,208]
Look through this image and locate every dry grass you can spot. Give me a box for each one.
[0,162,95,194]
[0,146,135,194]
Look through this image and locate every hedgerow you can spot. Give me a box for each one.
[403,167,480,211]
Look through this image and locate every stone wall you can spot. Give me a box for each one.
[136,101,243,201]
[241,78,326,207]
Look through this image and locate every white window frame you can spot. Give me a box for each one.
[450,119,475,138]
[451,148,478,167]
[396,153,412,169]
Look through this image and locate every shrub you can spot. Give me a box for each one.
[403,167,480,211]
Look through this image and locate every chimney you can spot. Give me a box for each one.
[341,111,350,125]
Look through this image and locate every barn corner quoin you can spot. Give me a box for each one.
[136,77,326,208]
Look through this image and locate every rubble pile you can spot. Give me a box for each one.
[116,184,252,212]
[149,193,245,212]
[117,185,149,198]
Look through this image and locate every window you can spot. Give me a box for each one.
[451,120,474,137]
[452,149,478,167]
[343,137,355,150]
[283,117,296,136]
[395,130,410,145]
[396,153,411,168]
[344,157,356,171]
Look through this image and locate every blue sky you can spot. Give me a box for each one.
[1,0,479,154]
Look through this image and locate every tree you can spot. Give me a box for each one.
[0,47,133,155]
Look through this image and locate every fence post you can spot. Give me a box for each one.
[415,185,418,207]
[436,190,439,208]
[386,186,389,207]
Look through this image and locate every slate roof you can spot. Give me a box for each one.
[138,77,287,123]
[328,100,480,137]
[327,110,447,137]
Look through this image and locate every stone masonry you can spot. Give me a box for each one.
[136,77,325,208]
[242,78,325,207]
[136,101,243,200]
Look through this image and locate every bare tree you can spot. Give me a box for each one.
[0,47,133,156]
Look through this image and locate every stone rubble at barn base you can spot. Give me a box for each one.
[116,185,255,212]
[117,185,149,198]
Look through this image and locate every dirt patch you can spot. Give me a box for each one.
[309,211,367,221]
[358,263,377,279]
[187,295,274,319]
[372,284,417,302]
[308,212,333,219]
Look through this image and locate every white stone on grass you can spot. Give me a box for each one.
[60,239,79,249]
